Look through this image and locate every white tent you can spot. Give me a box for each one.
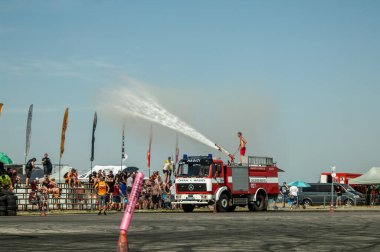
[349,167,380,185]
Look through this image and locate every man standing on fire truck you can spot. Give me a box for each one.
[237,132,247,164]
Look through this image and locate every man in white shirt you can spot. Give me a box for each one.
[289,185,299,209]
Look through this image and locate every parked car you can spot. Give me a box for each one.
[298,183,365,207]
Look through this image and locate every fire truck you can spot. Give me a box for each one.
[174,154,280,212]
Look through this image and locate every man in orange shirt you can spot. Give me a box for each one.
[95,177,110,215]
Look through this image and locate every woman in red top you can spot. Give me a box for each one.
[111,183,121,211]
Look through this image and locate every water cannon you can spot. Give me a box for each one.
[214,143,235,163]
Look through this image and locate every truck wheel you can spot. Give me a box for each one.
[182,204,195,213]
[248,203,256,211]
[253,193,268,211]
[217,194,230,212]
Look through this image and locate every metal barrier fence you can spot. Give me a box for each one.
[13,182,98,211]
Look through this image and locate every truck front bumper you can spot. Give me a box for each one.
[172,194,214,205]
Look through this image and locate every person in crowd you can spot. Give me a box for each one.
[169,181,176,210]
[237,132,247,164]
[10,169,20,190]
[74,184,86,209]
[280,182,289,208]
[126,173,134,196]
[30,178,39,192]
[97,169,104,179]
[94,177,110,215]
[115,170,122,183]
[145,180,152,209]
[370,185,377,207]
[162,157,173,184]
[151,180,162,210]
[111,182,121,211]
[42,153,53,176]
[0,173,13,190]
[106,171,115,197]
[72,168,80,187]
[119,180,127,211]
[25,157,36,187]
[162,182,171,209]
[42,175,51,188]
[289,185,298,209]
[91,172,99,187]
[49,178,60,209]
[89,171,97,184]
[335,185,343,207]
[29,189,39,207]
[37,184,49,216]
[0,162,5,175]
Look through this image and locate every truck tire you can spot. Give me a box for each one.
[0,211,6,216]
[0,205,6,212]
[6,195,17,211]
[182,204,195,213]
[253,193,268,211]
[217,194,230,212]
[248,203,256,211]
[0,195,7,205]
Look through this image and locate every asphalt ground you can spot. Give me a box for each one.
[1,210,380,252]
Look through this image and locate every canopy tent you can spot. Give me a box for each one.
[349,167,380,185]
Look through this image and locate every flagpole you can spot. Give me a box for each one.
[121,123,125,173]
[59,158,61,184]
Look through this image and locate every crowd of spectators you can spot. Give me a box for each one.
[89,169,177,213]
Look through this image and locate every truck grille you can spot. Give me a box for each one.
[177,183,207,192]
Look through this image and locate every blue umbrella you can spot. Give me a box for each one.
[0,152,13,165]
[288,180,311,188]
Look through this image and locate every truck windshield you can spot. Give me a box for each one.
[178,163,210,177]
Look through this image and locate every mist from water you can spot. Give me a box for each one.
[104,86,218,151]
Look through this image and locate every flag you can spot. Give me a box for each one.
[175,133,179,164]
[60,108,69,159]
[25,104,33,159]
[121,123,129,161]
[0,103,3,118]
[90,112,97,162]
[147,125,152,168]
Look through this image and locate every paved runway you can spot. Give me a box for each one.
[1,211,380,251]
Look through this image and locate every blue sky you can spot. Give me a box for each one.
[0,1,379,182]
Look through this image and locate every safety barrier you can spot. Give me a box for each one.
[13,182,99,211]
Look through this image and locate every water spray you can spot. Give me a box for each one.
[105,87,234,162]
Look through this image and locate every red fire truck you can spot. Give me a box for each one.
[174,154,280,212]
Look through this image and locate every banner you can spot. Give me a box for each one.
[25,104,33,160]
[0,103,3,118]
[121,123,127,161]
[60,108,69,159]
[90,112,97,162]
[147,125,152,168]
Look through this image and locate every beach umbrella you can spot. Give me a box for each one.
[288,180,311,188]
[0,152,13,165]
